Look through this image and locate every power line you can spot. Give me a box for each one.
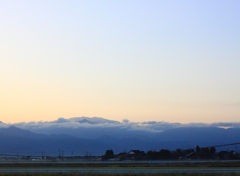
[202,142,240,149]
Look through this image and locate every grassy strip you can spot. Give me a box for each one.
[3,162,240,168]
[0,173,240,176]
[1,161,240,170]
[1,167,240,170]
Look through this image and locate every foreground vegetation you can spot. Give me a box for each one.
[0,173,239,176]
[0,161,240,175]
[1,161,240,169]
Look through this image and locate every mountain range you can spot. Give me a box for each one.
[0,117,240,156]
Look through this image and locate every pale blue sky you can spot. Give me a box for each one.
[0,0,240,123]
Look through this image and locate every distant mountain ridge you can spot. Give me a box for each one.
[155,127,240,143]
[71,117,120,124]
[0,125,239,156]
[0,126,108,155]
[78,119,97,124]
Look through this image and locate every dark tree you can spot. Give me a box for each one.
[102,149,114,160]
[172,149,182,159]
[200,147,210,159]
[176,148,182,154]
[229,150,239,160]
[159,149,172,160]
[218,151,229,160]
[105,149,114,156]
[196,145,200,153]
[210,147,216,154]
[147,150,159,160]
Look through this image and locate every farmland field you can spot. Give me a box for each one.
[1,160,240,169]
[0,173,239,176]
[0,161,240,175]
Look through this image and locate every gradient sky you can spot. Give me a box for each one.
[1,0,240,123]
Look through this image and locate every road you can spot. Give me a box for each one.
[0,169,240,173]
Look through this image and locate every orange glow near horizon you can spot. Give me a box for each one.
[1,1,240,124]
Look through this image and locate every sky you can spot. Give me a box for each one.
[0,0,240,124]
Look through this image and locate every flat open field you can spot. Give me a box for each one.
[1,161,240,169]
[0,173,239,176]
[1,161,240,175]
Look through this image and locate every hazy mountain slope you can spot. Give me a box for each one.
[0,126,46,139]
[30,126,159,140]
[0,126,108,155]
[155,127,240,143]
[0,126,239,156]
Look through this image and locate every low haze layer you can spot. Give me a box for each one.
[1,117,240,134]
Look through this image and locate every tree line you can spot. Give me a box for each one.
[103,145,240,160]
